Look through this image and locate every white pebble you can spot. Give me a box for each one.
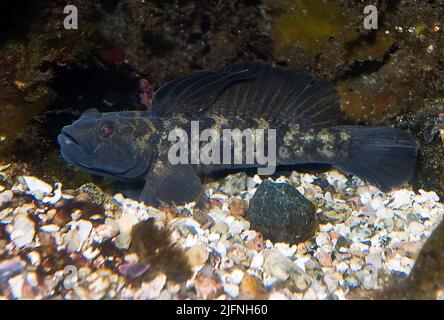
[407,221,425,241]
[274,243,297,257]
[40,224,60,233]
[227,269,244,284]
[11,214,35,248]
[315,233,330,247]
[350,242,369,252]
[223,283,239,298]
[23,176,52,200]
[250,253,264,269]
[268,291,290,300]
[417,189,439,203]
[389,190,414,209]
[370,197,384,211]
[135,274,166,300]
[376,207,394,220]
[294,256,311,273]
[335,261,349,273]
[0,190,13,206]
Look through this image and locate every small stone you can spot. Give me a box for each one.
[274,243,297,257]
[115,233,131,250]
[325,170,348,191]
[52,209,71,226]
[119,263,149,279]
[218,172,247,195]
[223,283,239,298]
[228,219,250,236]
[228,199,247,217]
[92,223,118,243]
[350,242,369,253]
[43,183,62,204]
[8,274,25,299]
[365,253,382,270]
[317,251,333,267]
[240,273,266,299]
[250,253,264,269]
[417,189,439,203]
[0,190,13,208]
[193,211,215,229]
[370,197,384,211]
[11,214,35,248]
[294,274,309,291]
[0,258,26,282]
[389,190,414,209]
[264,251,299,281]
[294,256,311,272]
[195,268,223,299]
[318,203,352,224]
[226,268,244,284]
[114,215,139,249]
[22,176,52,200]
[376,207,393,220]
[407,221,425,241]
[40,224,60,233]
[66,220,93,252]
[315,232,330,247]
[28,251,41,266]
[247,181,318,244]
[186,245,209,268]
[88,273,111,299]
[76,220,93,242]
[335,261,349,273]
[115,215,139,236]
[135,274,166,300]
[210,222,229,235]
[335,236,351,250]
[268,291,290,300]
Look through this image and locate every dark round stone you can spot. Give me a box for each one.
[247,180,318,244]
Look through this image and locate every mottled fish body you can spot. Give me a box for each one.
[58,62,418,206]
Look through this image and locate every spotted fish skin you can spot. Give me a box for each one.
[58,62,418,206]
[154,115,350,174]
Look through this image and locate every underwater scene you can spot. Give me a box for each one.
[0,0,443,302]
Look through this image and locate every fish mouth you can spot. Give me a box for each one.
[58,128,95,170]
[58,129,80,147]
[58,127,148,180]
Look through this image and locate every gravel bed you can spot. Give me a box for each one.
[0,163,442,300]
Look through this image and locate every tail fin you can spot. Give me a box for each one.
[333,126,418,192]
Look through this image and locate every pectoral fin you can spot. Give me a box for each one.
[140,161,203,206]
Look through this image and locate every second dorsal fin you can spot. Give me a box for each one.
[151,62,341,128]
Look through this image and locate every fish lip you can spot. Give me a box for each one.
[58,130,95,170]
[59,127,80,146]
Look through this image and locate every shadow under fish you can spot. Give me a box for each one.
[58,62,418,206]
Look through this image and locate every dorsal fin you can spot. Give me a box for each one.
[151,62,341,128]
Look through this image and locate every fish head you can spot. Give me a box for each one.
[58,109,159,182]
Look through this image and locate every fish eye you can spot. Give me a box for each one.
[100,121,116,138]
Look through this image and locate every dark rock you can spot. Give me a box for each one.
[247,180,318,244]
[335,236,352,250]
